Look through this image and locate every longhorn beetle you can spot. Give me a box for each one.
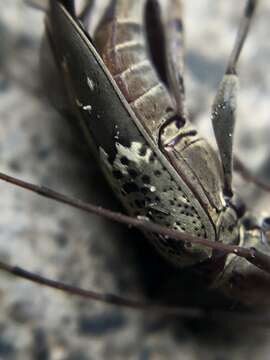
[1,0,270,319]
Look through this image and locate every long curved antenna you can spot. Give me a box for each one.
[0,171,270,274]
[211,0,258,198]
[3,258,270,323]
[0,260,201,317]
[226,0,258,75]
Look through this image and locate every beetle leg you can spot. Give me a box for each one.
[24,0,49,11]
[234,156,270,193]
[211,0,258,198]
[211,72,238,198]
[162,0,187,120]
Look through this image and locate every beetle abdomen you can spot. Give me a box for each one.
[94,0,175,138]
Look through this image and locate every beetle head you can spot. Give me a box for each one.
[213,214,270,306]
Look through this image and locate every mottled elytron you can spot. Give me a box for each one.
[1,0,270,309]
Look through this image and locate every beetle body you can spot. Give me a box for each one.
[43,0,238,267]
[39,0,270,306]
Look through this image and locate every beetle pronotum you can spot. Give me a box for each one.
[1,0,270,358]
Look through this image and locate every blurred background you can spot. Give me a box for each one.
[0,1,270,359]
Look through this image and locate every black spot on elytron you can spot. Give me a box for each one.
[155,196,161,202]
[112,170,123,179]
[123,182,139,194]
[169,200,175,206]
[120,156,129,165]
[139,144,147,156]
[141,186,149,195]
[154,170,161,177]
[142,175,151,184]
[128,168,138,178]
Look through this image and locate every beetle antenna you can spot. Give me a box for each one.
[1,171,270,274]
[0,260,201,317]
[226,0,258,75]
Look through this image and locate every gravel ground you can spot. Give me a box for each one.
[0,1,270,359]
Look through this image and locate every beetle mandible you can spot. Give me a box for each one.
[1,0,270,310]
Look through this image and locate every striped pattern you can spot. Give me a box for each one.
[94,0,176,136]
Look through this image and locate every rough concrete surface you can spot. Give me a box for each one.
[0,1,270,359]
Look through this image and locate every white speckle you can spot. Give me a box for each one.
[83,105,92,114]
[87,77,95,91]
[114,131,120,140]
[150,186,156,192]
